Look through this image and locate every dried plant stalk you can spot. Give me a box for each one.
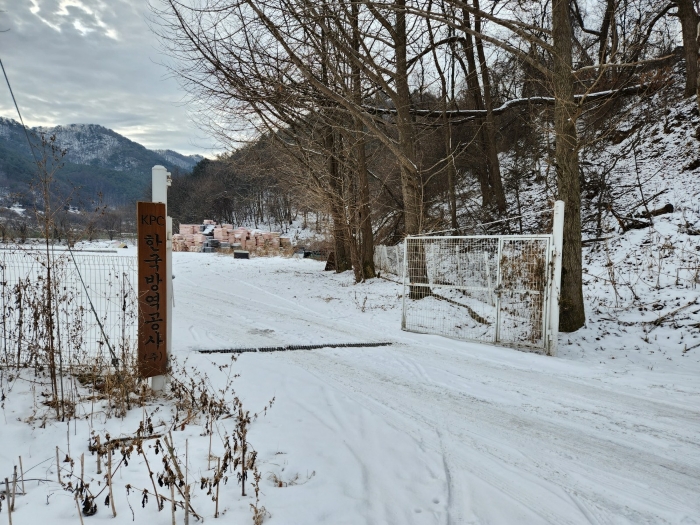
[4,478,12,525]
[56,446,61,484]
[74,492,85,525]
[108,450,116,517]
[18,457,24,495]
[215,457,221,518]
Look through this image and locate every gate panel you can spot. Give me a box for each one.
[402,237,498,343]
[496,238,550,348]
[402,234,552,352]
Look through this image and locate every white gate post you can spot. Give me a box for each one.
[401,240,408,329]
[494,237,503,343]
[151,165,172,392]
[548,200,565,356]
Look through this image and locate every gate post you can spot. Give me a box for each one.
[151,165,172,391]
[401,240,408,329]
[548,200,565,355]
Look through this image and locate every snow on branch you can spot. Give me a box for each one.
[363,85,652,120]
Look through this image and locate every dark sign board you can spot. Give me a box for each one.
[137,201,168,378]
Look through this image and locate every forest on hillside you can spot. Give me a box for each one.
[153,0,700,331]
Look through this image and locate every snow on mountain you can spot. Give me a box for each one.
[0,117,12,139]
[35,123,133,169]
[0,118,201,173]
[0,117,202,203]
[154,149,204,170]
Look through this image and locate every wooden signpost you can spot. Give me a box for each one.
[137,201,168,378]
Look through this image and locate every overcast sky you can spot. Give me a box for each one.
[0,0,217,156]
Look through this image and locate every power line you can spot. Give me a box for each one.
[1,55,121,370]
[0,56,39,165]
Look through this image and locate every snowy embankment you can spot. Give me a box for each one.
[3,252,698,525]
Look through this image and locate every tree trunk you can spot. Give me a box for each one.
[598,0,615,66]
[428,16,459,231]
[326,127,351,273]
[355,123,375,278]
[676,0,699,99]
[552,0,585,331]
[460,9,494,208]
[331,209,351,272]
[474,0,506,214]
[351,0,376,279]
[395,0,423,236]
[395,0,430,298]
[445,120,458,231]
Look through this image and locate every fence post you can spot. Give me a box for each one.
[494,237,503,343]
[401,240,408,329]
[548,200,565,356]
[151,166,172,392]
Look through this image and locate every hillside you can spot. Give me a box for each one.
[478,74,700,366]
[0,118,203,206]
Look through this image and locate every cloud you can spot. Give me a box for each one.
[0,0,218,156]
[24,0,119,39]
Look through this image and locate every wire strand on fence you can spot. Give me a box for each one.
[67,245,121,368]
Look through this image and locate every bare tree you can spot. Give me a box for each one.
[152,0,682,328]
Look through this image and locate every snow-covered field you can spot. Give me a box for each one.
[2,249,698,524]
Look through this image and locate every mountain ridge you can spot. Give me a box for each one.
[0,117,204,206]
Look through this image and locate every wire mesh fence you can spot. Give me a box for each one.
[374,243,405,276]
[402,235,552,351]
[0,248,137,368]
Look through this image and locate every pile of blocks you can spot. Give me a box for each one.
[172,223,207,252]
[172,220,289,253]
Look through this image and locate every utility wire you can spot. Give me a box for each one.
[66,244,120,368]
[0,57,39,165]
[1,55,120,369]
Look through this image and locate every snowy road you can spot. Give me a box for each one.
[173,255,700,524]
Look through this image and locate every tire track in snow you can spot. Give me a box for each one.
[174,257,700,523]
[286,351,582,524]
[175,274,372,348]
[285,349,700,524]
[283,363,445,524]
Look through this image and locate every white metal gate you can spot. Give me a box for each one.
[401,203,564,354]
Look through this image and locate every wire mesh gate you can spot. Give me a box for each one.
[401,234,556,353]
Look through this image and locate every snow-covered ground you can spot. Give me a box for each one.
[2,251,698,525]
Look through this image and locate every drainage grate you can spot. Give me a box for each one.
[198,342,393,354]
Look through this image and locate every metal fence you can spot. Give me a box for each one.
[0,249,137,367]
[374,243,405,276]
[401,235,554,352]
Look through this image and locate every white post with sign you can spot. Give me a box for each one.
[151,165,172,392]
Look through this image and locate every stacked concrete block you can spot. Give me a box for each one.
[178,224,198,235]
[172,220,285,254]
